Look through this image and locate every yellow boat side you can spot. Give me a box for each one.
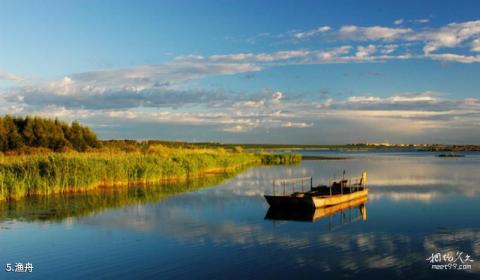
[312,189,368,208]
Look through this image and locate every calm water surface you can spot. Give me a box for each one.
[1,151,480,279]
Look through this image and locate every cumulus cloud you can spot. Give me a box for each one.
[177,20,480,65]
[472,38,480,52]
[280,20,480,63]
[2,59,265,111]
[355,45,377,59]
[411,20,480,54]
[173,45,414,66]
[3,82,479,142]
[3,19,480,142]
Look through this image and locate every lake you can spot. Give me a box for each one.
[1,151,480,279]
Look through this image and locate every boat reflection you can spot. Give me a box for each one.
[265,196,368,226]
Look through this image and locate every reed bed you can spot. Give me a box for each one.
[0,146,301,201]
[259,153,302,165]
[0,146,260,200]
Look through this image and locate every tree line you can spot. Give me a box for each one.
[0,115,99,152]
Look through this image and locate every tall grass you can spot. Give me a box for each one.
[0,146,258,200]
[0,145,301,200]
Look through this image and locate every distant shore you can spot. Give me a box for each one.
[150,142,480,152]
[301,155,350,160]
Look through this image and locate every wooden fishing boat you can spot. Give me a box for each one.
[264,172,368,209]
[265,196,368,222]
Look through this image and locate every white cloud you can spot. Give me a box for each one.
[411,20,480,54]
[3,85,479,142]
[223,125,249,133]
[344,92,445,108]
[312,45,351,61]
[175,45,413,66]
[355,45,376,59]
[347,96,382,103]
[426,53,480,63]
[271,91,283,101]
[393,19,404,25]
[290,24,413,41]
[281,122,313,128]
[2,19,480,142]
[255,50,310,62]
[381,44,398,54]
[0,71,23,81]
[292,26,331,39]
[338,25,412,40]
[412,18,430,24]
[331,20,480,62]
[3,59,266,111]
[472,38,480,52]
[184,50,310,64]
[71,61,262,89]
[278,20,480,63]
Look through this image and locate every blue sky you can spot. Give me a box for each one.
[0,0,479,144]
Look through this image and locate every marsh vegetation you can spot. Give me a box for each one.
[0,116,301,201]
[0,146,269,200]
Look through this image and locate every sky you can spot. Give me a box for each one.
[0,0,479,144]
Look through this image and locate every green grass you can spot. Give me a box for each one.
[0,146,301,201]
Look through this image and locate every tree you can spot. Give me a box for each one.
[49,118,68,151]
[68,121,87,151]
[3,115,23,150]
[0,115,99,152]
[21,116,36,146]
[0,118,8,151]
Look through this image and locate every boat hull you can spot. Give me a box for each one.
[265,196,368,222]
[264,189,368,209]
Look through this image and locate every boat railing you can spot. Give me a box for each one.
[272,176,313,196]
[328,171,367,195]
[324,176,365,196]
[270,172,367,197]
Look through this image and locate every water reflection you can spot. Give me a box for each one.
[0,171,240,222]
[0,152,479,279]
[207,154,480,203]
